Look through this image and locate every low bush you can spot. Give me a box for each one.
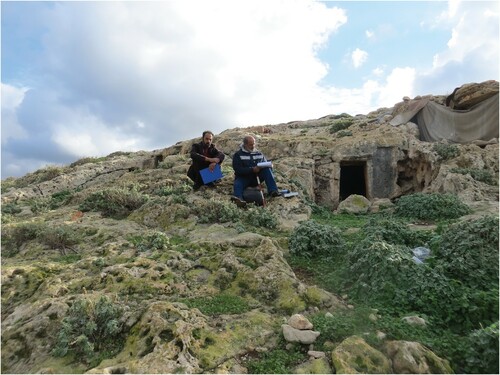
[1,202,22,215]
[156,184,191,197]
[450,167,496,185]
[244,206,279,229]
[464,321,499,374]
[394,193,470,221]
[1,222,42,257]
[39,225,82,255]
[49,190,74,208]
[129,231,170,252]
[329,118,354,133]
[346,241,418,304]
[432,215,499,288]
[361,216,433,248]
[195,199,242,224]
[70,156,106,168]
[79,187,148,218]
[433,143,460,160]
[53,295,124,366]
[336,130,352,137]
[346,238,497,331]
[194,199,279,229]
[289,220,345,258]
[245,339,306,374]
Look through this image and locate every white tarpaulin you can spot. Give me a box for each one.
[391,93,499,143]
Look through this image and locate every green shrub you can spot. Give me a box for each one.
[346,241,418,304]
[347,239,497,330]
[289,220,345,258]
[195,199,243,224]
[464,321,499,374]
[158,160,175,169]
[433,215,499,288]
[182,293,250,316]
[395,193,470,221]
[361,217,433,248]
[28,197,52,214]
[39,225,82,255]
[329,117,354,133]
[129,231,170,252]
[156,184,191,196]
[450,167,496,185]
[336,130,352,137]
[1,177,17,193]
[53,295,123,366]
[49,190,74,209]
[244,206,279,229]
[70,156,106,168]
[246,340,306,374]
[79,187,148,218]
[1,222,42,257]
[1,202,22,215]
[433,143,460,160]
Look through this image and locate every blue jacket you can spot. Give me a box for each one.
[232,146,268,177]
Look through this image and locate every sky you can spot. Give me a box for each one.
[1,0,499,178]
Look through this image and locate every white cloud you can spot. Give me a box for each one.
[372,67,384,76]
[377,67,416,106]
[2,0,498,179]
[2,1,350,177]
[351,48,368,68]
[1,83,29,143]
[51,111,143,158]
[417,0,499,93]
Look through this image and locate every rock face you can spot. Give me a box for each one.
[1,81,498,374]
[447,80,499,109]
[331,336,454,374]
[331,336,392,374]
[384,340,453,374]
[2,83,498,211]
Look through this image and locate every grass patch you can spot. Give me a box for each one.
[181,293,250,316]
[245,338,306,374]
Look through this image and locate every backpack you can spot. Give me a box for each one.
[243,187,264,206]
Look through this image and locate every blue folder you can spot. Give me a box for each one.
[200,164,223,184]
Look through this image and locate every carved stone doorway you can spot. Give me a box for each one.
[339,161,367,201]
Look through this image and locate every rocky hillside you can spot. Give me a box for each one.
[1,81,498,374]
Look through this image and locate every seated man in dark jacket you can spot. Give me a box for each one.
[187,131,225,190]
[231,135,279,207]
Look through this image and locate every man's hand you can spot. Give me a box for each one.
[205,157,220,164]
[252,166,260,173]
[209,162,217,171]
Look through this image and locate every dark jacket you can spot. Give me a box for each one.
[232,146,268,177]
[187,142,225,184]
[190,142,225,167]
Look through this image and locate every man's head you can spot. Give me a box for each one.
[202,131,214,146]
[243,135,256,152]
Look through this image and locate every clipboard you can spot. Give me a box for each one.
[200,164,223,184]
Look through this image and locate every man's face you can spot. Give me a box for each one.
[203,134,213,146]
[245,137,256,152]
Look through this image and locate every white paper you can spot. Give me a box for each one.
[257,161,272,168]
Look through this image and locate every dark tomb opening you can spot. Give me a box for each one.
[340,162,367,201]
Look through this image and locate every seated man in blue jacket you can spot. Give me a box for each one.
[231,135,279,207]
[187,130,225,190]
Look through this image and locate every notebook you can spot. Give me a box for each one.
[200,164,224,184]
